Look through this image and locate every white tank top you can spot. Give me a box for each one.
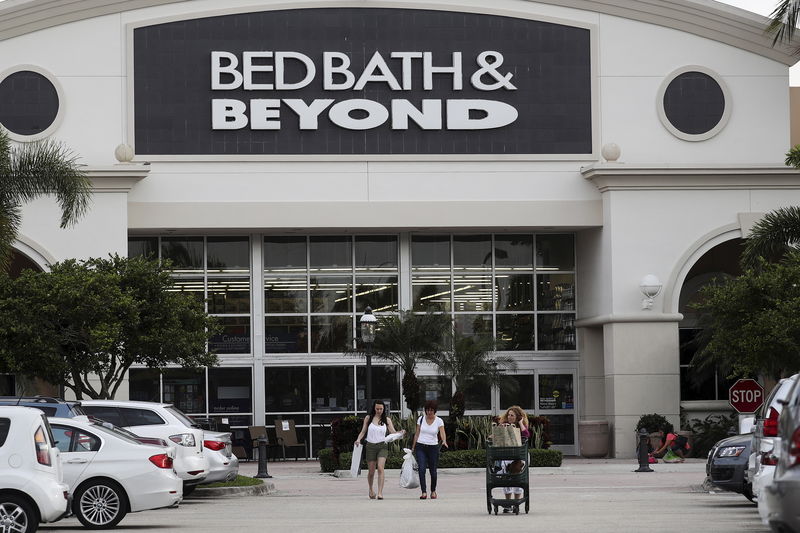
[366,422,387,444]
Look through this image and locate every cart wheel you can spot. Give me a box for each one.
[487,502,492,515]
[514,505,519,515]
[525,501,530,514]
[494,505,498,515]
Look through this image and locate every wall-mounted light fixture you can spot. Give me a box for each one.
[639,274,662,310]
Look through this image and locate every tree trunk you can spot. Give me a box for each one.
[402,371,421,413]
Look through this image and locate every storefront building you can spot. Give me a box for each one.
[1,0,798,457]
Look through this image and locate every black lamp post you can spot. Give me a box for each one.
[360,306,377,407]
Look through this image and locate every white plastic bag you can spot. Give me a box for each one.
[399,447,420,489]
[384,430,405,443]
[350,443,363,477]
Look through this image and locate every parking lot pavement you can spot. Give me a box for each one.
[43,458,769,533]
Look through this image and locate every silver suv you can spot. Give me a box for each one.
[0,406,70,533]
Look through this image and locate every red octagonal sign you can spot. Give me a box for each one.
[729,379,765,413]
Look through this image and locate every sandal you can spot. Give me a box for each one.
[419,493,427,500]
[369,489,376,499]
[431,492,437,499]
[377,495,383,500]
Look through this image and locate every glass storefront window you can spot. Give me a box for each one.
[453,235,491,270]
[207,277,250,314]
[355,276,398,312]
[163,368,205,414]
[537,314,576,350]
[169,277,205,305]
[128,368,161,403]
[537,274,575,311]
[453,274,492,312]
[538,374,574,410]
[264,237,307,273]
[265,277,307,313]
[494,235,533,270]
[417,376,452,410]
[499,375,536,411]
[463,379,491,410]
[495,274,534,311]
[161,237,203,271]
[209,316,251,354]
[265,367,309,412]
[310,316,352,353]
[545,414,575,445]
[265,316,307,353]
[311,366,354,411]
[207,237,249,273]
[355,236,397,271]
[356,366,400,411]
[208,367,252,415]
[310,276,352,313]
[496,314,534,351]
[454,314,492,338]
[309,236,351,272]
[536,234,575,271]
[128,237,158,259]
[411,235,450,271]
[412,276,451,312]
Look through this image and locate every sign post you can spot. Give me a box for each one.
[728,379,765,414]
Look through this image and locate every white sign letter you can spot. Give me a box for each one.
[354,51,401,90]
[250,99,281,130]
[391,99,442,130]
[275,52,316,90]
[212,99,248,129]
[243,51,274,90]
[323,52,355,90]
[211,52,243,90]
[391,52,423,90]
[328,99,389,130]
[423,52,462,90]
[446,99,518,130]
[284,99,334,130]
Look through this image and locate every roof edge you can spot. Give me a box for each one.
[0,0,796,65]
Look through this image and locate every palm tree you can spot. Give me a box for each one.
[357,311,451,412]
[426,331,516,423]
[0,127,91,270]
[741,206,800,268]
[766,0,800,47]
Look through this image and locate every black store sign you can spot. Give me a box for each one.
[133,8,592,156]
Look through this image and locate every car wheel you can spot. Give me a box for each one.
[743,483,755,502]
[0,495,37,533]
[73,480,128,529]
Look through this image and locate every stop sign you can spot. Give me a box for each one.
[729,379,765,413]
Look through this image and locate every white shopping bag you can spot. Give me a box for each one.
[384,430,405,443]
[399,447,420,489]
[350,444,363,477]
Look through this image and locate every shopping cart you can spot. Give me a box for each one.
[485,441,530,515]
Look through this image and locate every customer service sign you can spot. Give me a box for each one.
[132,8,592,156]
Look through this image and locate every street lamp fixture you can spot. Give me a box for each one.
[360,306,377,408]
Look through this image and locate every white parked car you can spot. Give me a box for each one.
[0,406,70,533]
[202,430,239,484]
[79,401,208,491]
[748,374,799,523]
[49,416,182,529]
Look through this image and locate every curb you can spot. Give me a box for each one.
[189,482,276,498]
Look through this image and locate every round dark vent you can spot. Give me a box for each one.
[662,71,725,136]
[0,70,60,137]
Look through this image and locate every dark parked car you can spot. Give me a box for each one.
[0,396,85,418]
[706,432,753,500]
[762,376,800,533]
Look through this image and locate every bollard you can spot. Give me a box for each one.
[255,436,272,478]
[634,428,654,472]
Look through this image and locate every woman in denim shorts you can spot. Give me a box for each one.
[354,400,404,499]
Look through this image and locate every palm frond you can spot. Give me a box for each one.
[6,138,91,227]
[0,201,22,269]
[741,206,800,268]
[767,0,800,46]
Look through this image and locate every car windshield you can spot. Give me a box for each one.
[89,420,144,445]
[165,406,201,428]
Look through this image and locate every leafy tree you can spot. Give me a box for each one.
[741,206,800,268]
[355,311,451,412]
[426,332,516,422]
[0,254,219,398]
[690,252,800,381]
[0,127,91,270]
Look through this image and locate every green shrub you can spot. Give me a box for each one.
[318,448,337,473]
[688,413,737,458]
[330,416,362,459]
[529,448,562,467]
[636,413,672,435]
[439,449,484,468]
